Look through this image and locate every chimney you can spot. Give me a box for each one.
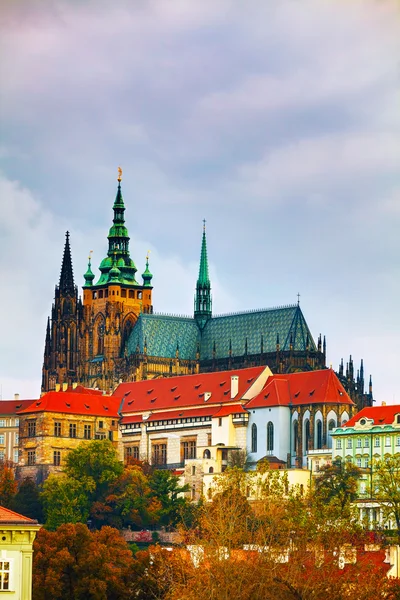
[62,383,68,392]
[231,375,239,398]
[55,383,61,392]
[14,393,19,401]
[72,382,77,390]
[382,401,386,406]
[204,392,211,402]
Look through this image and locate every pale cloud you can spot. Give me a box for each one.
[0,0,399,403]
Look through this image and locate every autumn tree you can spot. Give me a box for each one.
[41,476,91,530]
[371,455,400,534]
[0,461,17,508]
[33,523,134,600]
[154,466,388,600]
[90,465,161,530]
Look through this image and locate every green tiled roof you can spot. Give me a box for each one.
[200,305,315,360]
[127,305,316,361]
[127,314,199,360]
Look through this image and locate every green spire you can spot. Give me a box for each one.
[95,170,139,286]
[142,252,153,287]
[194,220,212,329]
[198,219,210,285]
[83,252,95,287]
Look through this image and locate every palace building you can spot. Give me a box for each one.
[41,172,373,411]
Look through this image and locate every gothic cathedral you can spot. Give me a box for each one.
[42,172,373,411]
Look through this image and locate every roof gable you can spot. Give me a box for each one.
[200,305,316,360]
[0,506,38,524]
[247,369,353,409]
[343,405,400,428]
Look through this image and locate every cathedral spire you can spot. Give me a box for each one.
[194,220,212,329]
[96,169,138,285]
[59,231,75,295]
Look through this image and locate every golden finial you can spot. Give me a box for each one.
[146,250,151,262]
[117,166,122,182]
[88,250,93,262]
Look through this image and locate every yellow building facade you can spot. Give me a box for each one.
[0,506,40,600]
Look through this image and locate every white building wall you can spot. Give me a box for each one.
[247,406,290,463]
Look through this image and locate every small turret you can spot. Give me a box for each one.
[339,358,344,377]
[142,252,153,287]
[83,252,95,287]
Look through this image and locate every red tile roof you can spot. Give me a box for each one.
[0,400,36,415]
[0,505,38,524]
[116,366,265,414]
[246,369,353,409]
[17,391,120,418]
[343,404,400,428]
[213,404,247,417]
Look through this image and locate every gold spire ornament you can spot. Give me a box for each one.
[117,167,122,182]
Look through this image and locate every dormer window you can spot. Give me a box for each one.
[397,415,400,425]
[359,418,366,426]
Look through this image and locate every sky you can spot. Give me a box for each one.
[0,0,399,403]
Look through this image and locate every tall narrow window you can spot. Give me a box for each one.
[69,423,77,438]
[27,450,36,466]
[267,422,274,453]
[53,451,61,466]
[293,420,298,454]
[317,420,323,449]
[251,423,257,453]
[305,420,311,451]
[28,420,36,437]
[84,425,92,440]
[54,422,61,437]
[0,560,10,591]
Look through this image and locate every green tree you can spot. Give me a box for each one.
[33,523,134,600]
[65,439,124,503]
[314,458,362,510]
[149,470,189,528]
[0,461,17,508]
[41,476,91,530]
[11,477,43,522]
[371,455,400,534]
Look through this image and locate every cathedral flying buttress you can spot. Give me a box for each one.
[41,172,373,411]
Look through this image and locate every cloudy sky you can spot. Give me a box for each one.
[0,0,399,402]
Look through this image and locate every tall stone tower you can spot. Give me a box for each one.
[79,170,153,391]
[41,232,80,391]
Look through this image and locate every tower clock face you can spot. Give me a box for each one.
[98,323,105,337]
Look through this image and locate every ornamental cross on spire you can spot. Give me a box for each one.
[117,166,122,182]
[297,293,301,305]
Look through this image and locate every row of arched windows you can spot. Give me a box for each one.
[251,423,274,454]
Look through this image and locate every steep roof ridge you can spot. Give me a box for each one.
[213,304,297,319]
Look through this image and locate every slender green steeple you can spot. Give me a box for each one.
[142,251,153,287]
[83,252,95,286]
[194,220,212,329]
[95,169,139,286]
